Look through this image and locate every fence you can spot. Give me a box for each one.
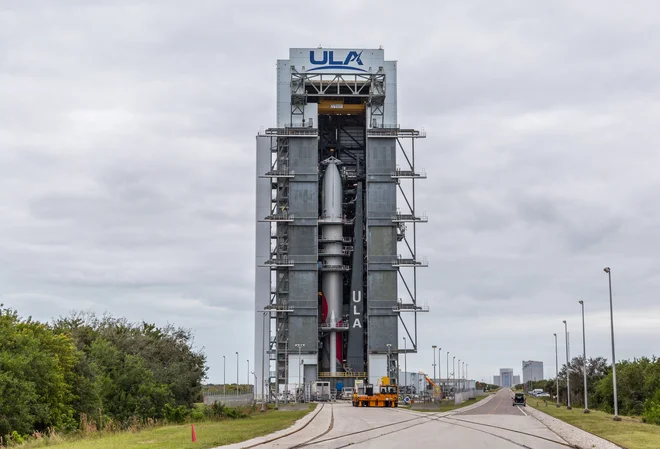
[454,388,485,405]
[203,394,254,406]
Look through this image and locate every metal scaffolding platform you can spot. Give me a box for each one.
[393,302,430,313]
[318,264,351,272]
[393,256,428,267]
[261,169,295,178]
[318,246,353,257]
[391,168,427,179]
[392,213,428,223]
[260,257,294,268]
[263,213,294,222]
[319,322,350,331]
[318,372,368,378]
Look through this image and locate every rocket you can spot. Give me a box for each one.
[320,157,343,374]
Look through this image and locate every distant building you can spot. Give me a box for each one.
[493,375,501,386]
[522,361,544,384]
[513,375,520,385]
[500,368,514,387]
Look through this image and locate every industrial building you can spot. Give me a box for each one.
[498,368,514,387]
[254,48,428,400]
[522,360,544,384]
[513,375,521,385]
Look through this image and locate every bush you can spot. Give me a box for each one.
[643,390,660,425]
[163,404,191,424]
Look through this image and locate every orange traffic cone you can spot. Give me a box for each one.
[191,423,197,442]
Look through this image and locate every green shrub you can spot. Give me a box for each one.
[642,390,660,425]
[163,404,190,424]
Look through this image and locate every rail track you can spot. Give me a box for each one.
[289,405,579,449]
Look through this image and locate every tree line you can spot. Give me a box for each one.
[0,305,207,441]
[519,355,660,424]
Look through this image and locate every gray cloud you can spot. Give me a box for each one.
[1,0,659,384]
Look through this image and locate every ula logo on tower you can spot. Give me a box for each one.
[308,50,366,72]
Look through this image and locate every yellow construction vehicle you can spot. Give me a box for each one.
[352,376,399,407]
[420,371,442,399]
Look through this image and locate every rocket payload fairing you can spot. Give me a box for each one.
[320,157,343,374]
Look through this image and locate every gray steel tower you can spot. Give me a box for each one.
[254,48,428,399]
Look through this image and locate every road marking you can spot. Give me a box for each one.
[516,405,527,416]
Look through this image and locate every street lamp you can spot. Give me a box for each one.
[446,351,449,395]
[251,371,257,401]
[438,347,442,398]
[453,356,456,394]
[284,339,289,404]
[579,300,590,413]
[554,333,560,407]
[604,267,620,421]
[563,320,571,410]
[432,345,437,387]
[462,361,465,392]
[458,359,461,392]
[386,344,392,378]
[236,351,239,398]
[466,364,469,391]
[295,343,305,403]
[247,359,250,386]
[223,355,226,396]
[260,312,266,412]
[403,337,407,395]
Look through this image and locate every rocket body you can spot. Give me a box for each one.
[321,158,343,374]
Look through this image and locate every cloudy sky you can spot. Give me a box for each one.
[2,0,659,385]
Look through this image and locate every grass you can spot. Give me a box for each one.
[402,393,490,413]
[525,397,660,449]
[18,406,315,449]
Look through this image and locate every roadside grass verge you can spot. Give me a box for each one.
[402,393,490,413]
[15,406,315,449]
[525,397,660,449]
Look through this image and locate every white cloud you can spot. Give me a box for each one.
[1,0,659,384]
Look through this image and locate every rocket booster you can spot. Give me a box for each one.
[320,157,343,374]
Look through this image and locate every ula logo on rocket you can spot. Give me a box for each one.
[351,290,363,328]
[308,50,366,72]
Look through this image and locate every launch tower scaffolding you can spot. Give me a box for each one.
[257,50,429,394]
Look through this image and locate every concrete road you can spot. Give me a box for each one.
[459,387,527,416]
[222,389,571,448]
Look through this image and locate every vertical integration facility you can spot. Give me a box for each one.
[499,368,514,388]
[254,48,428,399]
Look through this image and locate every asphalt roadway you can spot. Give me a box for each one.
[221,388,571,449]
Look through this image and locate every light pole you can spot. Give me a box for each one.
[563,320,571,410]
[458,359,461,392]
[284,339,289,404]
[466,364,469,391]
[236,351,239,397]
[260,312,266,412]
[223,355,226,396]
[446,351,449,396]
[462,362,465,392]
[432,345,437,388]
[295,343,305,403]
[247,359,250,386]
[438,347,442,398]
[453,356,456,395]
[251,371,257,401]
[403,337,407,395]
[386,344,392,378]
[579,300,589,413]
[554,333,559,407]
[604,267,620,421]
